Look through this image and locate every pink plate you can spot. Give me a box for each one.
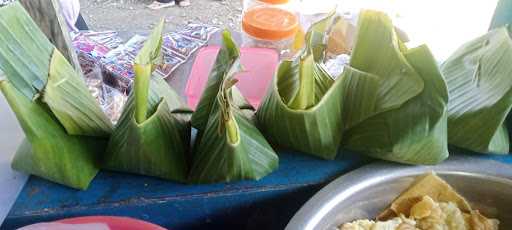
[186,46,279,110]
[56,216,167,230]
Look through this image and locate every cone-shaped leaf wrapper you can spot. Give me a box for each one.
[442,26,512,154]
[1,81,104,190]
[189,31,278,184]
[0,3,112,189]
[0,3,112,137]
[341,10,449,164]
[103,20,190,182]
[256,13,345,160]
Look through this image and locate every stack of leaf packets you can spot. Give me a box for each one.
[257,13,346,160]
[188,30,278,183]
[339,10,450,164]
[103,20,191,182]
[442,25,512,154]
[0,3,112,189]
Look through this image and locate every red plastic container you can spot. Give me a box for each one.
[186,46,279,109]
[56,216,166,230]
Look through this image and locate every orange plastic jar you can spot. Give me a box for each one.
[242,0,299,57]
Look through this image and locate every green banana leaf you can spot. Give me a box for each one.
[0,2,112,137]
[442,26,512,154]
[188,31,278,183]
[103,20,191,182]
[1,81,104,190]
[341,10,449,164]
[191,29,243,131]
[0,2,113,189]
[256,13,345,160]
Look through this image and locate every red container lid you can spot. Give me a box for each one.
[56,216,166,230]
[186,46,279,110]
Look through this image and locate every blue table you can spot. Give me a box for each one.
[2,148,512,229]
[2,149,372,229]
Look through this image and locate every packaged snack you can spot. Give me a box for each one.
[102,35,144,81]
[100,84,128,124]
[177,23,219,42]
[163,32,202,58]
[105,35,145,60]
[123,35,147,56]
[83,65,128,124]
[81,30,124,49]
[77,52,99,76]
[102,67,132,94]
[101,53,136,80]
[156,51,186,78]
[73,34,111,59]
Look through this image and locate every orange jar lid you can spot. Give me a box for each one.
[257,0,290,4]
[242,6,299,41]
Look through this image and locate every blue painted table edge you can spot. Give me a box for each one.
[2,148,512,230]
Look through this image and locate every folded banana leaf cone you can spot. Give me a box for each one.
[340,10,449,165]
[256,12,346,160]
[103,20,191,182]
[0,3,112,189]
[442,25,512,154]
[188,30,279,184]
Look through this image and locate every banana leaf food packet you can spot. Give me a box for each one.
[0,3,113,190]
[188,30,279,184]
[102,20,191,182]
[340,10,449,165]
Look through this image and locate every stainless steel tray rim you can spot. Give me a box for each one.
[286,155,512,230]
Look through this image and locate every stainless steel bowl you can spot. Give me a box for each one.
[286,155,512,230]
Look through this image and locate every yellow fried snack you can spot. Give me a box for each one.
[339,173,499,230]
[379,172,471,219]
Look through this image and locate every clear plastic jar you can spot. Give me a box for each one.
[242,0,299,57]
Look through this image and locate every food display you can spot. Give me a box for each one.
[339,173,499,230]
[0,0,510,194]
[103,20,191,182]
[188,30,278,183]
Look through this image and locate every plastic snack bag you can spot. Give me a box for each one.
[177,23,219,42]
[81,31,124,49]
[157,51,186,78]
[163,32,203,58]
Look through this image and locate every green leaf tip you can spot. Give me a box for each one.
[287,55,315,110]
[134,19,165,124]
[135,19,165,66]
